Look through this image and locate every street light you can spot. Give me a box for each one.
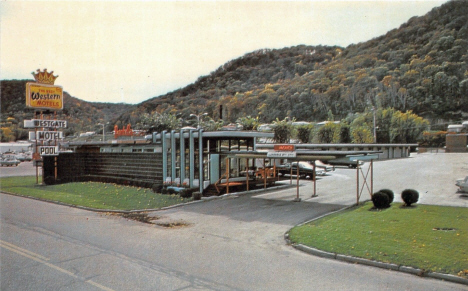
[372,107,377,143]
[97,122,109,141]
[190,113,207,129]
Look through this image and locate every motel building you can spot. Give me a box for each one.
[43,129,416,196]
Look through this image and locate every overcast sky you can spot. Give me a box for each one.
[1,1,447,105]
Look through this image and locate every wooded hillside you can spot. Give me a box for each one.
[1,0,467,140]
[119,0,468,126]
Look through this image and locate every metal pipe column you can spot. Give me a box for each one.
[162,131,167,182]
[171,130,176,182]
[189,129,195,188]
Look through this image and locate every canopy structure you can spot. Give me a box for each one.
[219,149,381,201]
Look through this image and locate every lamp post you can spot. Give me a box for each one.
[372,107,377,143]
[97,122,109,141]
[190,113,207,129]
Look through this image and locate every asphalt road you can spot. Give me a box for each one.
[1,153,467,290]
[0,161,39,177]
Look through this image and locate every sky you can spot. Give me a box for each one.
[1,0,448,105]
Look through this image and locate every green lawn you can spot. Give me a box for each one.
[0,176,192,210]
[289,202,468,278]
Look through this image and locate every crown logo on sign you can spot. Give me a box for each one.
[31,68,58,85]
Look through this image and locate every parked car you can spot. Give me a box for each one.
[15,153,32,161]
[456,176,468,193]
[327,158,363,168]
[277,161,325,179]
[315,160,335,172]
[0,157,21,167]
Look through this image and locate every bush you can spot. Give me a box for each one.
[161,187,169,195]
[401,189,419,206]
[379,189,394,203]
[372,191,391,209]
[152,183,163,193]
[179,188,195,198]
[192,191,202,200]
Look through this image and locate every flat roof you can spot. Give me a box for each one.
[221,150,381,161]
[159,130,274,139]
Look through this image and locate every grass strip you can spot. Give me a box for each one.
[0,176,191,211]
[288,202,468,278]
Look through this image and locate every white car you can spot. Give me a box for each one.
[456,176,468,193]
[315,160,335,173]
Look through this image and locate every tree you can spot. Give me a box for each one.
[273,117,294,143]
[351,126,373,144]
[317,122,340,143]
[140,112,179,133]
[296,124,313,143]
[236,116,259,131]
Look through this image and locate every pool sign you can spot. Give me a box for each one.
[38,146,59,156]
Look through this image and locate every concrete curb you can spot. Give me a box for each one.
[285,206,468,286]
[291,243,468,285]
[0,183,293,214]
[0,191,204,214]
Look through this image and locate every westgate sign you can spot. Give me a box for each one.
[24,119,67,128]
[26,83,63,110]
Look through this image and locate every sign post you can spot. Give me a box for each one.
[26,69,65,184]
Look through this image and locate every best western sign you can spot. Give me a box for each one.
[26,83,63,110]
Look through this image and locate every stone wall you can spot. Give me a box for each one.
[43,152,163,188]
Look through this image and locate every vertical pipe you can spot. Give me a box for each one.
[246,158,249,191]
[162,131,167,182]
[296,162,300,200]
[171,130,176,183]
[371,159,374,197]
[180,129,185,184]
[313,160,317,197]
[290,163,293,185]
[356,161,360,204]
[189,130,195,188]
[226,158,230,194]
[198,129,204,194]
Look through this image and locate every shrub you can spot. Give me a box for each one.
[379,189,394,203]
[372,191,390,209]
[161,187,169,195]
[192,191,202,200]
[152,183,163,193]
[401,189,419,206]
[179,188,194,198]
